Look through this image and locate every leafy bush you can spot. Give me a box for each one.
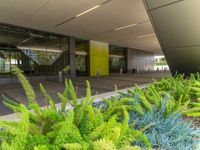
[153,74,200,116]
[129,102,200,150]
[119,77,200,118]
[117,78,200,150]
[0,66,150,150]
[1,66,200,150]
[95,84,200,150]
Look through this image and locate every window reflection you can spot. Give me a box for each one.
[109,45,127,73]
[75,40,89,76]
[0,23,69,83]
[0,50,10,77]
[76,55,87,76]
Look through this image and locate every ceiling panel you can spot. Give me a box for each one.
[112,36,161,51]
[54,0,148,37]
[91,21,154,42]
[22,0,106,29]
[0,0,50,25]
[0,0,161,52]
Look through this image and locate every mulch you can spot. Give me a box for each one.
[183,116,200,128]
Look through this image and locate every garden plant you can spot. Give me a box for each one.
[0,66,199,150]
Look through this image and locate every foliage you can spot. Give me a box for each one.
[62,66,70,74]
[117,74,200,150]
[129,102,200,150]
[1,66,200,150]
[109,58,125,73]
[118,75,200,118]
[11,66,36,104]
[1,105,29,150]
[75,55,86,72]
[0,66,150,150]
[152,74,200,116]
[22,50,61,65]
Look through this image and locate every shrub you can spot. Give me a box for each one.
[0,66,150,150]
[129,102,200,150]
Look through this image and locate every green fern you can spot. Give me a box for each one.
[0,67,150,150]
[34,145,49,150]
[63,143,83,150]
[60,80,70,114]
[135,86,152,111]
[40,83,56,110]
[92,139,117,150]
[1,105,29,150]
[68,80,78,107]
[11,66,36,104]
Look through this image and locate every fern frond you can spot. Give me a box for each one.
[1,104,29,150]
[63,143,82,150]
[92,139,117,150]
[2,99,21,112]
[34,145,49,150]
[135,86,152,111]
[40,83,56,110]
[85,80,91,104]
[11,66,36,103]
[121,106,129,135]
[60,80,70,114]
[87,105,95,122]
[68,80,78,107]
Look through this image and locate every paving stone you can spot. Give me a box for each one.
[0,72,171,116]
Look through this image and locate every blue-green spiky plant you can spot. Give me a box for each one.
[129,101,200,150]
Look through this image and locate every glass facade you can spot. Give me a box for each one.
[0,23,130,84]
[0,23,69,83]
[75,40,89,76]
[76,55,87,76]
[109,45,127,73]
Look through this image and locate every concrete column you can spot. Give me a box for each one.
[123,48,128,73]
[69,37,76,77]
[127,48,155,74]
[127,48,137,74]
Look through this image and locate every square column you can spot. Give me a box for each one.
[69,37,76,77]
[89,40,109,77]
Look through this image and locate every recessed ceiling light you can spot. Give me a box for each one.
[76,5,101,17]
[114,24,137,31]
[137,34,155,39]
[56,0,112,27]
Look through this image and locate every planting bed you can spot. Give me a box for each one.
[0,67,199,150]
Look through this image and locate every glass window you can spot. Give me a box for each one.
[109,45,126,73]
[0,23,69,83]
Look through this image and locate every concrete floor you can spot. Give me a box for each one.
[0,72,171,116]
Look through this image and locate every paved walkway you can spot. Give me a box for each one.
[0,72,171,116]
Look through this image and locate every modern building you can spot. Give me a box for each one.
[1,0,196,84]
[0,2,200,150]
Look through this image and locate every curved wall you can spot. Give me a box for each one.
[143,0,200,75]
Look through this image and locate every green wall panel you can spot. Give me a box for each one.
[89,41,109,76]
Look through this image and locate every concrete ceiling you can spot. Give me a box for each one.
[0,0,161,52]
